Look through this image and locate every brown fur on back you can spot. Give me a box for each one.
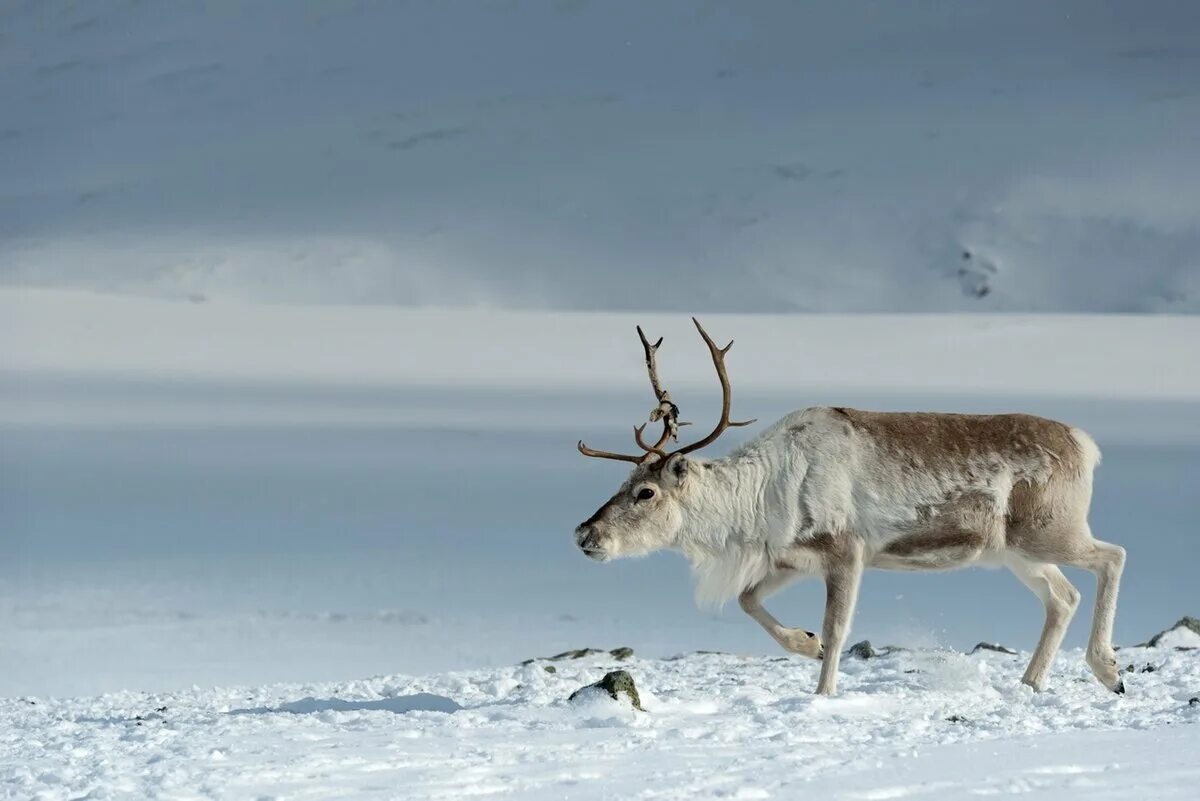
[829,408,1095,559]
[830,407,1085,479]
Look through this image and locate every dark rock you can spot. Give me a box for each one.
[945,714,969,723]
[543,665,556,674]
[846,640,905,659]
[1140,664,1159,674]
[969,642,1018,656]
[848,640,876,659]
[1139,616,1200,647]
[520,647,608,665]
[608,647,634,661]
[1188,697,1198,706]
[549,648,605,661]
[569,670,643,711]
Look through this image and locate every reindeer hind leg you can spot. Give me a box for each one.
[1006,556,1081,691]
[1012,523,1126,693]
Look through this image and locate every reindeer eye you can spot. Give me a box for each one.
[636,487,655,501]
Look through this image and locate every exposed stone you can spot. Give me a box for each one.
[521,647,616,665]
[848,640,876,659]
[549,648,605,661]
[569,670,643,711]
[847,640,905,659]
[969,642,1018,655]
[543,665,557,674]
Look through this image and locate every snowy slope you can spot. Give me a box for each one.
[2,645,1197,800]
[2,2,1199,312]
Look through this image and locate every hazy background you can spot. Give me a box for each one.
[2,1,1199,698]
[3,0,1199,311]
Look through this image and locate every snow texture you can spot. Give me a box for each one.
[2,646,1197,800]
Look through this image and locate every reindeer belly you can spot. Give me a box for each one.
[867,488,1007,572]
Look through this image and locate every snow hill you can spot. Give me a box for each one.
[2,1,1199,312]
[2,643,1197,800]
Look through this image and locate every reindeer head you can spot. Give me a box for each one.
[574,319,754,561]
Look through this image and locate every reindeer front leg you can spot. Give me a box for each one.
[816,538,864,696]
[738,572,824,660]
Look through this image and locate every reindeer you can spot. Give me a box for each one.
[574,319,1126,696]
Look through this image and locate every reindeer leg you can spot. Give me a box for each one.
[1007,557,1081,691]
[816,538,864,696]
[1063,536,1127,693]
[738,572,823,660]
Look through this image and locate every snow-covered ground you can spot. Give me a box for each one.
[3,643,1197,800]
[2,2,1199,311]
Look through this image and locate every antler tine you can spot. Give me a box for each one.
[668,318,757,458]
[633,424,668,459]
[636,325,665,398]
[636,324,685,445]
[577,439,646,464]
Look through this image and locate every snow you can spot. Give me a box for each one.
[1153,626,1200,650]
[2,2,1199,312]
[2,646,1196,799]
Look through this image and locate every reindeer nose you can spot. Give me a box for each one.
[575,525,601,552]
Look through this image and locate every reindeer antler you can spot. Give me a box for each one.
[666,318,756,457]
[577,324,680,464]
[576,319,755,466]
[636,325,689,451]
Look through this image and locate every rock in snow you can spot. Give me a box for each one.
[847,640,906,659]
[522,646,635,665]
[847,640,878,659]
[969,642,1020,655]
[568,670,644,711]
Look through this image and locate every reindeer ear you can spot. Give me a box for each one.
[662,453,689,484]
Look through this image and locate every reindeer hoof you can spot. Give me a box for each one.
[1087,649,1122,692]
[778,628,823,660]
